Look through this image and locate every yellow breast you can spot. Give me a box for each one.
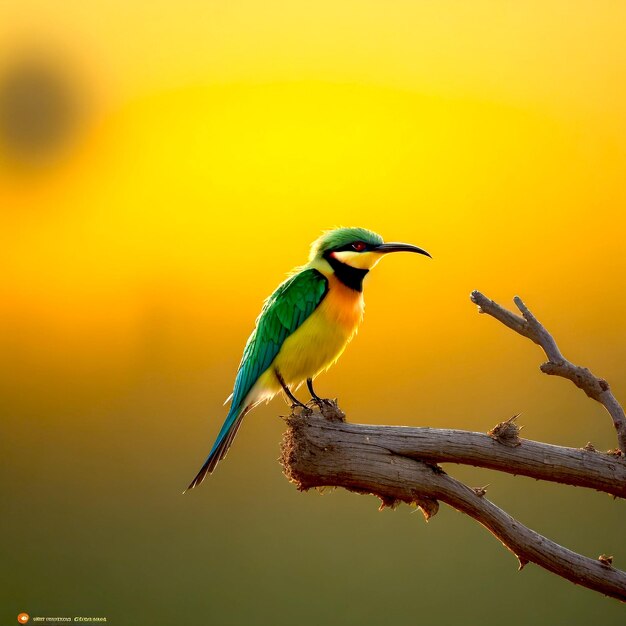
[271,274,364,386]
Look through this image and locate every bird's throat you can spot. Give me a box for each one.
[324,252,369,292]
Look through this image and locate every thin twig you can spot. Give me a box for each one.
[281,292,626,601]
[282,409,626,602]
[471,291,626,453]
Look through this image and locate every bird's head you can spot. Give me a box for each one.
[310,227,431,271]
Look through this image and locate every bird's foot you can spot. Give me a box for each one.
[308,397,345,422]
[290,401,312,416]
[309,395,333,410]
[306,379,335,414]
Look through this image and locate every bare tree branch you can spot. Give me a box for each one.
[281,408,626,602]
[280,292,626,602]
[471,290,626,453]
[279,414,626,498]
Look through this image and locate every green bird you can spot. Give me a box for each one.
[186,227,430,490]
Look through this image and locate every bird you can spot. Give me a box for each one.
[185,227,430,491]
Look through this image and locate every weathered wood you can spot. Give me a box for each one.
[282,413,626,498]
[281,407,626,602]
[471,291,626,453]
[279,292,626,603]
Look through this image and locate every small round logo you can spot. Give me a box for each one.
[18,614,30,624]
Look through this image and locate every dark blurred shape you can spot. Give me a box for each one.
[0,55,80,167]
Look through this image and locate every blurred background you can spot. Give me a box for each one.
[2,1,626,624]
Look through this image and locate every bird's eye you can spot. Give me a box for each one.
[352,242,367,252]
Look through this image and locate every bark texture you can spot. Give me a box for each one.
[280,293,626,602]
[281,407,626,601]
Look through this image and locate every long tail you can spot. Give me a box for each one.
[184,404,247,492]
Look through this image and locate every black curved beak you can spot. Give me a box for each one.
[376,242,432,258]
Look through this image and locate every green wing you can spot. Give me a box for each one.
[185,268,328,489]
[229,268,328,412]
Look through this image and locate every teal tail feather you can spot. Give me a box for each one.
[184,404,246,492]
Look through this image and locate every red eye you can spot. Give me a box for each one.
[352,241,367,252]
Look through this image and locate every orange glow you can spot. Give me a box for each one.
[2,3,626,624]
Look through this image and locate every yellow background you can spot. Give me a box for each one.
[2,2,626,624]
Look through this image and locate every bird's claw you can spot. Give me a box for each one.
[308,397,345,421]
[291,402,312,416]
[309,396,332,410]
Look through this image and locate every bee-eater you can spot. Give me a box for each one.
[185,227,430,490]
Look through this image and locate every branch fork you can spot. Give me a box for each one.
[471,291,626,452]
[280,291,626,601]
